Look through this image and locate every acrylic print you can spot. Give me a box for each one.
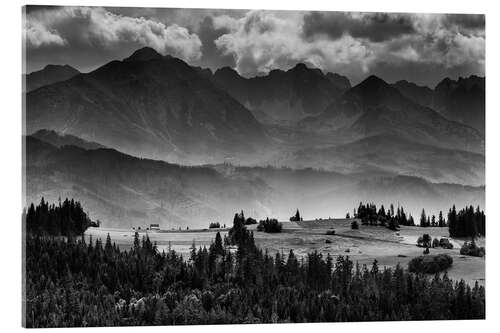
[22,5,485,327]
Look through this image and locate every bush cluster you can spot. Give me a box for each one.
[417,235,454,249]
[408,254,453,274]
[460,241,485,257]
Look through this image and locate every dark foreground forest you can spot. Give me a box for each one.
[24,201,485,327]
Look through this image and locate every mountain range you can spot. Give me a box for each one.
[211,64,351,124]
[26,47,268,164]
[24,47,485,227]
[300,75,484,154]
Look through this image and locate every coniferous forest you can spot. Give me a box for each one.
[24,199,485,327]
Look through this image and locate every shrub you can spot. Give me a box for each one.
[209,222,220,229]
[439,238,454,249]
[351,220,359,230]
[460,241,485,257]
[408,254,453,274]
[257,218,283,233]
[417,234,432,248]
[244,217,257,225]
[432,238,440,248]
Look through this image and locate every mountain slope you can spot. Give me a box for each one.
[212,64,351,124]
[301,75,484,154]
[26,47,268,164]
[25,64,80,92]
[277,134,484,186]
[25,136,275,228]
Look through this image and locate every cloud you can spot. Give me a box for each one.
[24,6,202,62]
[302,12,416,42]
[25,20,66,48]
[24,7,485,87]
[444,14,485,32]
[211,10,484,85]
[214,10,373,77]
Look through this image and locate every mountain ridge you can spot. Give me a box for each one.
[277,132,484,186]
[392,75,485,133]
[26,48,269,164]
[301,75,484,154]
[25,64,80,92]
[212,63,351,124]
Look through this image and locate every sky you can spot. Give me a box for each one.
[23,5,485,87]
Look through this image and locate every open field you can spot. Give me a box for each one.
[85,219,485,286]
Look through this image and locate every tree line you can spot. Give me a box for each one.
[25,203,485,327]
[448,205,485,238]
[352,202,485,238]
[24,197,97,237]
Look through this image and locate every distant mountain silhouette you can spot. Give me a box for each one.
[212,63,351,124]
[302,75,484,154]
[26,47,268,164]
[433,76,485,133]
[25,64,79,92]
[30,129,106,150]
[277,133,484,186]
[392,76,485,133]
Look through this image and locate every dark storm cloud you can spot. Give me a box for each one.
[25,5,62,14]
[302,12,416,42]
[444,14,485,31]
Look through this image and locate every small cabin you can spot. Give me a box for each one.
[150,223,160,231]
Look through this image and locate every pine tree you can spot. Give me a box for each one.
[420,209,427,227]
[438,211,445,227]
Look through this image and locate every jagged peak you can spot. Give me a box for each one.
[358,75,389,88]
[346,75,403,104]
[123,47,163,62]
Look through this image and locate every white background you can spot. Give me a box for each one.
[1,0,498,331]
